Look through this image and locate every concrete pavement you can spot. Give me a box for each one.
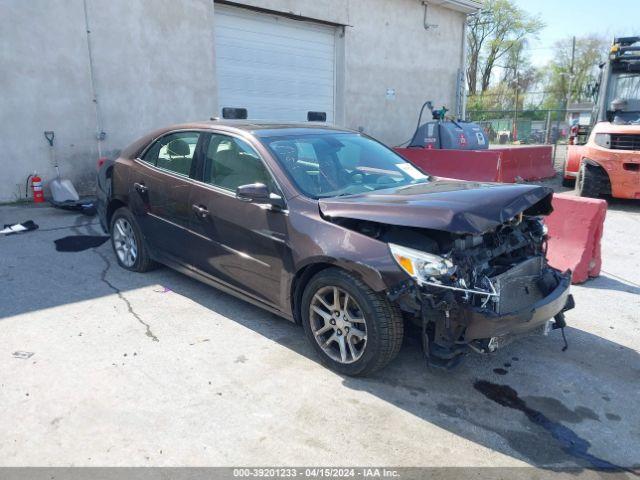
[0,202,638,469]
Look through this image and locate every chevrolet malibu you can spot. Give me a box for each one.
[97,121,574,375]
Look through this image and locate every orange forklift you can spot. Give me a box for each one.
[564,36,640,199]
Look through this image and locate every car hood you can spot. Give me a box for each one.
[318,180,554,235]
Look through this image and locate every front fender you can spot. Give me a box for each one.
[565,145,586,176]
[294,255,398,293]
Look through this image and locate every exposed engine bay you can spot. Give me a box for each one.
[329,211,573,368]
[425,215,549,313]
[332,213,548,306]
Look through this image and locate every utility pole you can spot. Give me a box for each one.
[513,71,519,142]
[553,36,576,164]
[564,36,576,116]
[568,35,576,107]
[513,49,520,142]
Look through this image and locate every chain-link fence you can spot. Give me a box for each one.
[465,109,572,145]
[465,108,580,172]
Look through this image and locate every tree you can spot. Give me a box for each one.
[500,40,542,108]
[465,38,543,118]
[466,0,543,95]
[540,35,608,110]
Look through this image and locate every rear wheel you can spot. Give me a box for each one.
[110,207,155,272]
[301,268,403,376]
[576,162,607,198]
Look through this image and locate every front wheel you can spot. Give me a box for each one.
[301,268,403,376]
[576,162,606,198]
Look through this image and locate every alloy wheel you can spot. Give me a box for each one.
[112,217,138,267]
[309,286,368,364]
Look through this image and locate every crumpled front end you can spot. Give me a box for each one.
[388,215,574,368]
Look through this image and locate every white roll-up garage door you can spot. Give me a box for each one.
[214,5,336,123]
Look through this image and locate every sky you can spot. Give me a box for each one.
[512,0,640,66]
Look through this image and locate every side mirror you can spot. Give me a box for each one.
[236,183,286,210]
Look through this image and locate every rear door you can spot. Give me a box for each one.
[128,130,203,263]
[188,132,290,309]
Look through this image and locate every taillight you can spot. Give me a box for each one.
[97,157,107,170]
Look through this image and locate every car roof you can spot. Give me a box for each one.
[160,120,359,138]
[120,121,363,160]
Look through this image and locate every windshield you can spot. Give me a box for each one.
[261,133,429,199]
[610,72,640,101]
[607,72,640,122]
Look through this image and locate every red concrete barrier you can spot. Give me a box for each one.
[395,148,500,182]
[545,193,607,284]
[394,146,555,183]
[496,146,556,182]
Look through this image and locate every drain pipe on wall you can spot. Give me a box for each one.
[457,4,483,120]
[82,0,105,159]
[420,0,481,119]
[421,2,439,30]
[458,15,468,121]
[421,0,481,121]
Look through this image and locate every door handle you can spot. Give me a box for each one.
[192,204,209,219]
[134,182,148,194]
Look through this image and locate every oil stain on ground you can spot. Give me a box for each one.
[522,396,600,423]
[473,380,624,471]
[54,235,109,252]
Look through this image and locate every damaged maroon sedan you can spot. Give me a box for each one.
[97,121,574,375]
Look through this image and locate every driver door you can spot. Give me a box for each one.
[188,133,290,309]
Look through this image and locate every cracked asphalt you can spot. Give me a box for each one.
[94,249,159,343]
[0,202,638,469]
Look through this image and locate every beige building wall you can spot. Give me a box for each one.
[226,0,468,144]
[0,0,476,201]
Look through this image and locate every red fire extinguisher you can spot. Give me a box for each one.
[30,173,45,203]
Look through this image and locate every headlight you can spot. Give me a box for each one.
[594,133,611,149]
[541,222,549,237]
[536,218,548,237]
[389,243,454,283]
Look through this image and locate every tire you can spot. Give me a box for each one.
[110,207,156,272]
[301,268,404,376]
[576,162,606,198]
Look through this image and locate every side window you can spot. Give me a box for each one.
[204,134,275,192]
[141,131,200,177]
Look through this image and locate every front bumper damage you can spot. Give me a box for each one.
[389,265,574,368]
[463,271,572,342]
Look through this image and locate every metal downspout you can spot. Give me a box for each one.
[82,0,104,159]
[459,17,468,120]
